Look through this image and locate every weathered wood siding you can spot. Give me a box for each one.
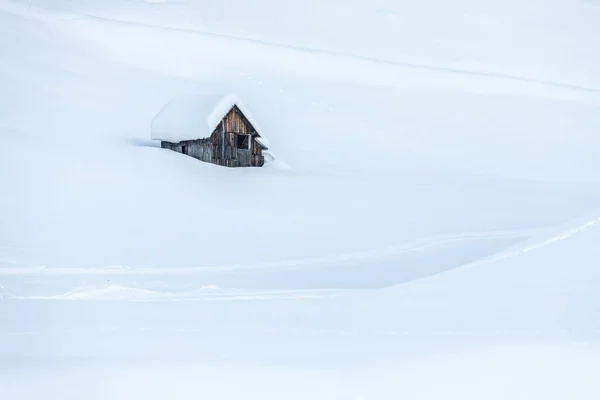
[161,138,213,163]
[161,105,265,167]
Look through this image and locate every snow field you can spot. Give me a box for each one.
[1,0,600,398]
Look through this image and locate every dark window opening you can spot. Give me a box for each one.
[181,145,187,154]
[236,134,250,149]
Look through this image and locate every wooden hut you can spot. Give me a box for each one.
[151,94,268,167]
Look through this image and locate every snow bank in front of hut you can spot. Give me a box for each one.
[150,93,264,143]
[25,285,163,301]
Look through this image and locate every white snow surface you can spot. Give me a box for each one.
[150,92,266,143]
[2,0,600,398]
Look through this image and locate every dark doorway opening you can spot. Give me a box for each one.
[181,145,187,154]
[236,134,250,149]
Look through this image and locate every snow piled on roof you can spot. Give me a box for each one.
[150,93,264,143]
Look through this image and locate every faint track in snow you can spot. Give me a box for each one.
[6,0,600,96]
[0,228,534,276]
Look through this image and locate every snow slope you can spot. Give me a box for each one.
[1,0,600,398]
[2,0,600,273]
[372,211,600,333]
[2,215,600,398]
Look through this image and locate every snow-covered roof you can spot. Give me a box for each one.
[151,93,263,143]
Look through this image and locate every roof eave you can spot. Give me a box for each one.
[255,139,268,150]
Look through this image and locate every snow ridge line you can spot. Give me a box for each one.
[0,283,18,300]
[19,285,344,301]
[481,216,600,264]
[9,0,600,96]
[72,14,600,95]
[0,228,532,275]
[5,327,598,336]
